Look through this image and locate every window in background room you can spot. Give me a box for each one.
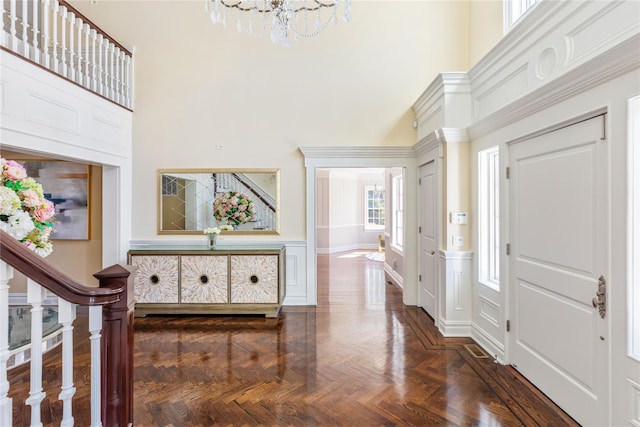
[364,185,385,231]
[504,0,537,33]
[392,175,404,250]
[478,146,500,291]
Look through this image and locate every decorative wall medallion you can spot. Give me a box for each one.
[536,47,557,80]
[231,255,278,303]
[131,255,179,303]
[181,255,228,303]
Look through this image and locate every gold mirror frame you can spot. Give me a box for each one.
[158,168,280,235]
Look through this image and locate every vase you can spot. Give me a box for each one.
[207,234,217,248]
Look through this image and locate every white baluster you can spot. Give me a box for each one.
[68,11,75,81]
[116,48,124,104]
[126,53,133,108]
[58,299,76,427]
[0,262,14,427]
[90,29,98,91]
[114,48,121,104]
[60,4,67,77]
[25,279,46,427]
[21,0,29,58]
[84,23,91,88]
[76,16,83,84]
[32,0,40,63]
[9,0,18,51]
[97,34,104,95]
[88,305,102,427]
[51,0,59,72]
[109,43,115,100]
[42,0,51,69]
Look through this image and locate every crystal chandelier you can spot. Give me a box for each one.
[205,0,352,47]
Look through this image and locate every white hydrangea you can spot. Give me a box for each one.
[34,242,53,258]
[0,186,21,216]
[6,209,36,241]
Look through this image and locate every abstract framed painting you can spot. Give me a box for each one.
[19,160,90,240]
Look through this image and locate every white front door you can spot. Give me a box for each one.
[419,161,437,320]
[508,116,609,426]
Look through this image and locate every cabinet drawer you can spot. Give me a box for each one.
[230,255,278,304]
[181,255,228,304]
[130,255,179,303]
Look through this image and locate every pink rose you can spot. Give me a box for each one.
[33,199,55,222]
[3,160,27,181]
[20,189,40,208]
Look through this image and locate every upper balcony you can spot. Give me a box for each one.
[1,0,133,110]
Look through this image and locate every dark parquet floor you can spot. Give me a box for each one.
[8,251,579,426]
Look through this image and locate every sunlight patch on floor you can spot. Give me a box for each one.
[337,251,371,258]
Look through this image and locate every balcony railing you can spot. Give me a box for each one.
[1,0,133,109]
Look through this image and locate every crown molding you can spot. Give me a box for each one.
[299,146,416,159]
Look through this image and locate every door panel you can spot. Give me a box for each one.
[419,161,437,319]
[509,116,608,426]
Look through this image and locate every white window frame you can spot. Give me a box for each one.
[364,185,385,231]
[478,146,500,291]
[503,0,538,33]
[391,174,404,250]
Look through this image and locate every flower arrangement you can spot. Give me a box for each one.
[202,225,234,236]
[0,158,56,257]
[213,191,255,226]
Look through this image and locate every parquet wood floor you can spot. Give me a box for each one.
[8,251,580,426]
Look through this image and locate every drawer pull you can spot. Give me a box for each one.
[199,274,210,285]
[149,274,160,285]
[250,274,260,284]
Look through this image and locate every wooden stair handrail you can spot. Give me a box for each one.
[0,230,123,305]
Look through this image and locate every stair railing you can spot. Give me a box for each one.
[1,0,133,109]
[0,230,134,426]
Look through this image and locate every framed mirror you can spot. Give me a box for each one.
[158,168,280,235]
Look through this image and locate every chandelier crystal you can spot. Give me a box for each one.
[205,0,352,47]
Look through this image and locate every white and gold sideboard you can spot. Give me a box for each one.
[127,245,285,318]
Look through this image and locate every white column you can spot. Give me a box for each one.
[58,299,76,427]
[25,279,47,427]
[88,305,102,427]
[0,261,14,427]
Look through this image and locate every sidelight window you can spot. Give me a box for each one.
[392,174,404,250]
[479,146,500,290]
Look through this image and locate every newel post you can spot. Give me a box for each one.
[94,264,136,427]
